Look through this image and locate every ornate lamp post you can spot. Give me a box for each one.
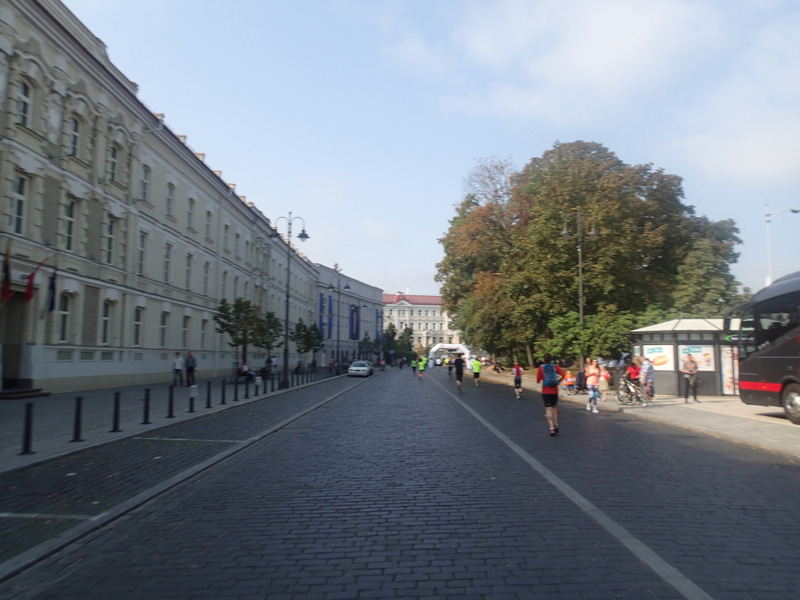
[561,212,598,361]
[766,204,800,286]
[271,212,309,388]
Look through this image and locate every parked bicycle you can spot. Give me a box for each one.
[616,374,648,406]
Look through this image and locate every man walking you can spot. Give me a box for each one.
[639,356,654,406]
[172,352,185,386]
[185,351,197,386]
[681,353,699,403]
[511,361,524,399]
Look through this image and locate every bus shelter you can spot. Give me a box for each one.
[628,318,737,397]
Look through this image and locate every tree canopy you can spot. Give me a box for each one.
[436,142,749,364]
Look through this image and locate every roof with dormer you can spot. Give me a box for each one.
[382,293,442,306]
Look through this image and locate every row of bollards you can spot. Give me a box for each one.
[16,368,336,457]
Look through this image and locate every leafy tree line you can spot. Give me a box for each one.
[436,141,750,365]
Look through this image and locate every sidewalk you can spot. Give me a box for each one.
[0,374,333,475]
[480,368,800,458]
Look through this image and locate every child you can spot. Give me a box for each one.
[561,370,575,394]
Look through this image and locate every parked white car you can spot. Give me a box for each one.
[348,360,373,377]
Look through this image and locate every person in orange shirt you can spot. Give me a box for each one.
[561,370,575,394]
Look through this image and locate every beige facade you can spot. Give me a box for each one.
[382,293,462,351]
[0,1,348,392]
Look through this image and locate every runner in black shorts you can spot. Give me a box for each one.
[453,354,465,393]
[537,353,565,436]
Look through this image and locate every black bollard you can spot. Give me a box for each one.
[206,381,212,409]
[244,379,250,399]
[220,379,227,405]
[110,391,122,432]
[188,389,196,413]
[71,396,84,442]
[19,402,35,455]
[233,378,239,402]
[142,388,152,424]
[167,385,175,418]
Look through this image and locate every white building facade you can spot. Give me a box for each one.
[0,1,374,393]
[382,293,462,351]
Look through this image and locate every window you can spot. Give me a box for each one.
[16,81,31,127]
[201,319,208,349]
[62,199,76,251]
[109,146,118,182]
[233,276,239,299]
[187,198,195,229]
[69,117,80,158]
[139,166,150,203]
[133,307,143,346]
[234,233,240,257]
[11,174,27,235]
[221,271,227,300]
[104,218,115,264]
[185,253,193,290]
[100,301,112,345]
[57,294,70,343]
[160,312,168,347]
[223,225,230,252]
[137,232,147,275]
[205,211,212,239]
[182,316,190,348]
[166,183,175,217]
[203,261,210,295]
[163,243,172,283]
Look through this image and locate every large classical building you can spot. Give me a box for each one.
[0,0,381,393]
[382,292,462,351]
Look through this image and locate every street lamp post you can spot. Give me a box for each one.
[765,204,800,286]
[328,274,350,373]
[561,212,598,361]
[272,212,309,389]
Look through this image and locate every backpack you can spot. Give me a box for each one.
[542,363,559,387]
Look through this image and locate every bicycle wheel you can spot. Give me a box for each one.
[616,380,633,404]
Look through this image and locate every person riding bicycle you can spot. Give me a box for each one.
[625,357,641,385]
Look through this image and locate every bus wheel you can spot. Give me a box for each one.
[781,384,800,424]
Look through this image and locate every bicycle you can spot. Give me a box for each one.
[616,375,648,406]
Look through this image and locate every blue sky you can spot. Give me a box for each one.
[63,0,800,296]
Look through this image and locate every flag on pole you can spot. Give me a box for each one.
[46,267,57,313]
[1,242,11,301]
[24,258,48,303]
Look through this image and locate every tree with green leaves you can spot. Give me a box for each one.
[437,142,747,365]
[252,310,284,361]
[289,319,325,366]
[214,298,282,366]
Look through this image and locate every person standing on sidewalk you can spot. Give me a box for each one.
[639,356,655,405]
[172,352,185,386]
[185,351,197,386]
[585,358,600,413]
[681,353,700,403]
[537,353,564,436]
[472,357,482,387]
[511,361,524,399]
[454,354,465,393]
[598,364,611,402]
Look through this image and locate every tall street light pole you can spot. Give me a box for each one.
[272,212,309,388]
[561,212,598,360]
[328,274,350,373]
[765,204,800,286]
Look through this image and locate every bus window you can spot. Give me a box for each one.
[756,292,800,346]
[740,308,757,358]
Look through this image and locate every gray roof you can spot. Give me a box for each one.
[630,318,723,333]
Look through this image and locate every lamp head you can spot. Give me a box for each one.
[297,229,309,242]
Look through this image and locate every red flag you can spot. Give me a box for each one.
[23,258,48,303]
[1,242,11,301]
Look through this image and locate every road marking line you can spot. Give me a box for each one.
[0,512,104,522]
[133,436,246,444]
[434,377,715,600]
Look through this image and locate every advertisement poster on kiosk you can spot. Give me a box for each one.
[678,345,715,372]
[643,345,675,371]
